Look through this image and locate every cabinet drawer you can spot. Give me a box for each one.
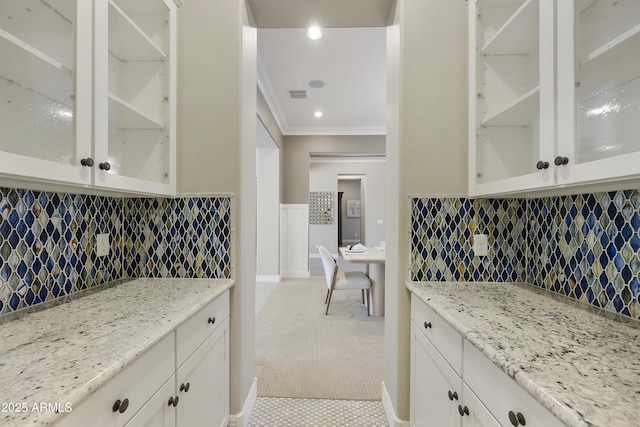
[463,340,564,427]
[55,333,175,427]
[176,290,229,367]
[411,295,462,375]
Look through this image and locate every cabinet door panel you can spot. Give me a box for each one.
[177,317,229,427]
[461,384,501,427]
[410,322,461,427]
[0,0,92,185]
[125,375,176,427]
[469,0,556,197]
[93,0,176,196]
[557,0,640,185]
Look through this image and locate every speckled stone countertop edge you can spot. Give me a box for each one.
[404,281,640,427]
[0,278,235,427]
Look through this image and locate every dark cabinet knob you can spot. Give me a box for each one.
[423,321,432,329]
[99,162,111,170]
[554,156,569,166]
[168,396,179,407]
[180,382,190,392]
[208,317,216,324]
[80,158,94,167]
[508,410,526,426]
[458,405,469,416]
[536,161,549,170]
[447,390,458,401]
[112,398,129,413]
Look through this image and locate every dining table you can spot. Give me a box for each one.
[339,246,385,316]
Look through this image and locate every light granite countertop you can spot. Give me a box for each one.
[406,281,640,427]
[0,278,234,427]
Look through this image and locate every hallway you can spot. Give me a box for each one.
[249,258,387,427]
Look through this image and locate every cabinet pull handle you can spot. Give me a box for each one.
[423,321,432,329]
[208,317,216,324]
[99,162,111,171]
[180,382,191,392]
[168,396,179,407]
[80,158,94,167]
[554,156,569,166]
[536,160,549,170]
[508,410,526,426]
[112,398,129,413]
[458,405,469,416]
[447,390,458,401]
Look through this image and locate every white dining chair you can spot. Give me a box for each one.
[318,245,370,315]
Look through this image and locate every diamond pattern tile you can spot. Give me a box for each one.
[412,190,640,320]
[410,197,527,283]
[1,187,232,316]
[0,188,122,314]
[527,191,640,319]
[123,196,232,279]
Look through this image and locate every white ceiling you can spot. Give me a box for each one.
[251,0,392,136]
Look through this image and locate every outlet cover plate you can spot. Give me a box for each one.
[96,233,109,257]
[473,234,488,257]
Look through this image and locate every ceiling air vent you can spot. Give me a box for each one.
[288,90,307,99]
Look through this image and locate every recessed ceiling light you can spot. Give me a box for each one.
[307,26,322,40]
[309,80,325,89]
[314,111,323,118]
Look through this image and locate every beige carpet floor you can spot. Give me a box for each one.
[255,278,384,400]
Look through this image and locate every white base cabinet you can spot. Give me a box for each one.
[410,295,564,427]
[54,289,229,427]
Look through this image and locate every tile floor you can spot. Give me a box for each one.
[252,258,388,426]
[248,397,389,427]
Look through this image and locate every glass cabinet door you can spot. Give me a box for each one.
[94,0,176,195]
[557,0,640,184]
[470,0,555,196]
[0,0,91,184]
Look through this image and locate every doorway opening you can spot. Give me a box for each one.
[338,175,365,247]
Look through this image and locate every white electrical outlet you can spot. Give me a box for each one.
[473,234,488,257]
[96,233,109,257]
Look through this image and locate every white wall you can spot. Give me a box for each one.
[256,119,280,280]
[309,160,386,255]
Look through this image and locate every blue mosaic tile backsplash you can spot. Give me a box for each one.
[411,190,640,320]
[124,197,232,278]
[0,188,232,315]
[411,198,527,282]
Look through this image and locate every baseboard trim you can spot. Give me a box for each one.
[282,271,311,278]
[228,377,257,427]
[382,382,409,427]
[256,274,282,283]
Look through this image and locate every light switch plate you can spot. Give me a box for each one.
[473,234,488,257]
[96,233,109,257]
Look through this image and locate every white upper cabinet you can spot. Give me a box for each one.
[469,0,556,197]
[469,0,640,197]
[94,0,176,196]
[0,0,92,185]
[556,0,640,186]
[0,0,176,196]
